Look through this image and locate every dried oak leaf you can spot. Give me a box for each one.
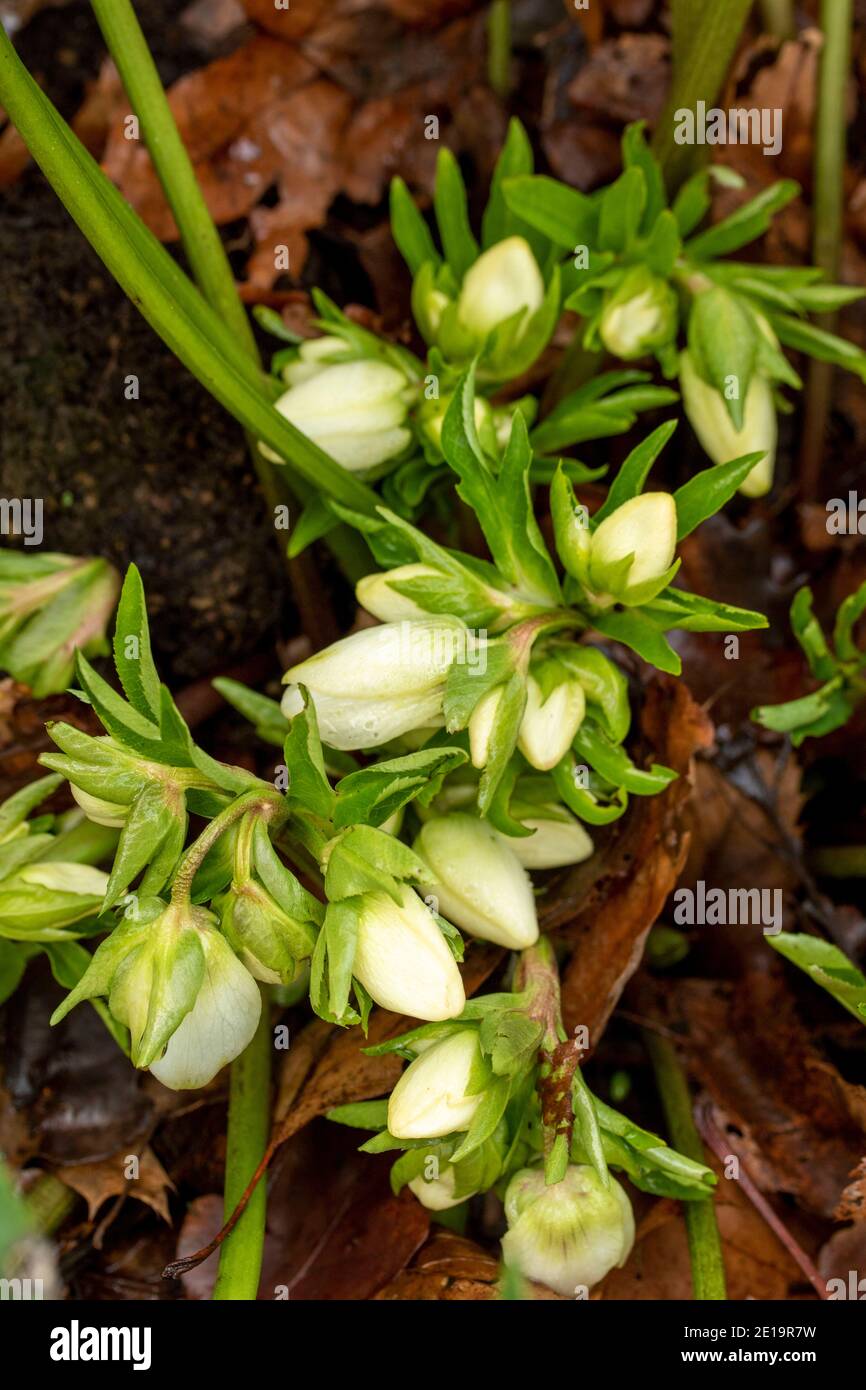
[834,1158,866,1224]
[632,972,866,1220]
[545,675,713,1044]
[102,35,316,241]
[55,1146,174,1223]
[374,1229,564,1300]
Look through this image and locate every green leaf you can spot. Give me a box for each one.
[769,313,866,382]
[684,180,800,259]
[434,147,479,280]
[572,1065,609,1187]
[0,773,62,841]
[481,117,538,251]
[833,579,866,663]
[591,421,678,527]
[621,120,666,232]
[673,451,767,539]
[769,933,866,1025]
[327,1099,390,1130]
[642,587,767,634]
[450,1074,511,1163]
[477,672,527,815]
[333,747,468,829]
[390,176,440,277]
[574,720,677,794]
[113,564,160,722]
[0,939,33,1005]
[590,608,681,676]
[501,175,597,250]
[645,210,682,277]
[598,166,646,252]
[283,689,335,820]
[672,170,710,236]
[789,587,837,680]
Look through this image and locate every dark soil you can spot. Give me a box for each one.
[0,0,288,682]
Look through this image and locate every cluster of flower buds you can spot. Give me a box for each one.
[264,332,419,474]
[0,550,119,697]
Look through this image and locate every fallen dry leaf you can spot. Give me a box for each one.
[56,1146,174,1223]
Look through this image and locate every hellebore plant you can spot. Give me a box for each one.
[329,938,715,1297]
[501,121,866,497]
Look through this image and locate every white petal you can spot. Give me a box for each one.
[150,933,261,1091]
[353,887,465,1021]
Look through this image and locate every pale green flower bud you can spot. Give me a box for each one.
[587,493,678,605]
[388,1028,484,1138]
[282,618,466,749]
[353,884,465,1021]
[408,1165,475,1211]
[502,1164,635,1295]
[218,880,319,986]
[497,808,593,870]
[269,360,414,471]
[70,785,129,829]
[468,685,505,769]
[52,899,260,1090]
[281,335,352,387]
[679,349,777,498]
[600,267,678,361]
[420,392,497,455]
[0,861,108,938]
[456,236,544,343]
[518,672,585,772]
[413,813,538,949]
[356,565,441,623]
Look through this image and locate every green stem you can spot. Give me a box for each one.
[170,789,282,905]
[487,0,511,99]
[800,0,853,500]
[90,0,257,360]
[213,995,271,1301]
[26,1172,78,1235]
[642,1030,727,1300]
[652,0,755,191]
[759,0,795,40]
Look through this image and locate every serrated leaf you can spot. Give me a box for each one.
[113,565,160,722]
[390,176,440,277]
[283,689,335,819]
[769,933,866,1025]
[501,175,597,250]
[673,451,767,539]
[333,747,467,829]
[434,148,478,280]
[591,421,678,527]
[684,180,800,260]
[589,608,682,675]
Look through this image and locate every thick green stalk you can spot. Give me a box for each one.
[213,999,271,1301]
[0,28,378,515]
[800,0,853,499]
[90,0,257,361]
[652,0,755,191]
[487,0,512,99]
[642,1030,727,1301]
[759,0,795,40]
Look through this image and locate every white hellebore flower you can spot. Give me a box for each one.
[679,349,777,498]
[599,268,678,361]
[388,1028,484,1139]
[355,565,441,623]
[408,1165,475,1211]
[588,493,677,602]
[150,928,261,1091]
[517,674,585,772]
[353,884,465,1021]
[456,236,544,342]
[413,814,538,950]
[502,1165,635,1296]
[269,359,413,472]
[497,808,593,870]
[281,617,466,749]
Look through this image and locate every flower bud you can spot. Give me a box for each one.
[51,899,260,1090]
[414,813,538,949]
[388,1028,484,1138]
[356,565,442,623]
[599,267,678,361]
[218,881,318,986]
[587,492,678,605]
[70,785,129,828]
[408,1164,473,1211]
[679,349,776,498]
[456,237,544,343]
[282,618,466,749]
[280,335,352,387]
[269,359,414,472]
[497,807,593,870]
[517,670,585,772]
[353,884,465,1021]
[468,685,504,769]
[419,392,497,456]
[0,861,109,938]
[501,1164,635,1295]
